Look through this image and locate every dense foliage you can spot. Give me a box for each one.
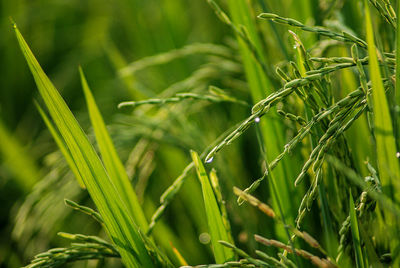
[1,0,400,267]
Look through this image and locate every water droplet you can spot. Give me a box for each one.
[397,152,400,158]
[255,117,260,123]
[293,45,297,49]
[206,156,214,163]
[199,232,211,244]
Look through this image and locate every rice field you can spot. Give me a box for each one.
[1,0,400,267]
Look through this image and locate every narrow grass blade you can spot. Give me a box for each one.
[191,150,235,264]
[364,0,400,199]
[0,118,40,191]
[169,242,188,266]
[358,222,383,268]
[396,0,400,131]
[13,23,154,267]
[103,40,148,100]
[226,0,298,233]
[209,169,234,244]
[349,192,364,268]
[35,102,86,189]
[80,67,148,231]
[318,183,338,258]
[327,156,400,218]
[364,3,400,261]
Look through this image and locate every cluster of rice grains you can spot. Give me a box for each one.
[145,0,400,266]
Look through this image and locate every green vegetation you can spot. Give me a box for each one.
[1,0,400,267]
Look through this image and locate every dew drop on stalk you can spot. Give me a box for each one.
[206,156,214,163]
[199,232,211,244]
[255,117,260,123]
[293,45,297,49]
[396,152,400,158]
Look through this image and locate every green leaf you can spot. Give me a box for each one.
[364,0,400,199]
[327,155,400,219]
[358,222,383,268]
[364,2,400,265]
[349,192,364,268]
[191,150,235,264]
[13,23,154,268]
[226,0,298,230]
[79,67,148,231]
[35,102,86,189]
[209,169,234,245]
[0,117,40,191]
[396,0,400,136]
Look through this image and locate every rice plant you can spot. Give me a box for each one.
[2,0,400,267]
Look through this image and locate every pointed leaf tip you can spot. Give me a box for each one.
[9,17,17,29]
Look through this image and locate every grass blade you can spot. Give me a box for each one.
[226,0,298,233]
[191,150,235,264]
[13,23,154,267]
[79,67,148,231]
[364,0,400,199]
[327,156,400,218]
[358,222,383,268]
[0,118,40,191]
[349,192,364,268]
[35,102,86,189]
[364,4,400,263]
[209,169,234,244]
[169,242,188,266]
[396,0,400,133]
